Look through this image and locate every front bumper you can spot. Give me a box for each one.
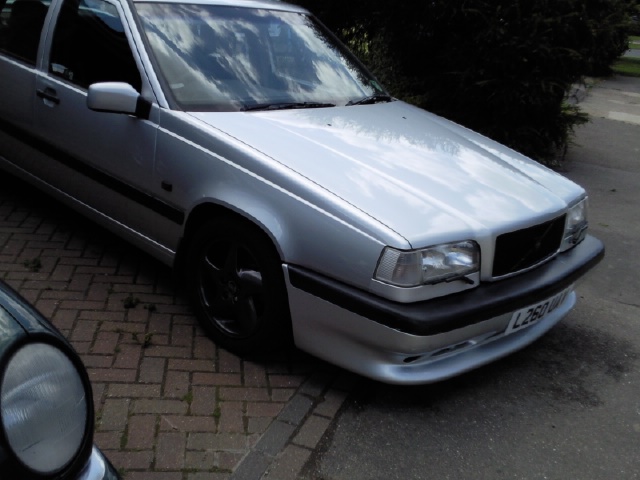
[285,235,604,384]
[77,446,121,480]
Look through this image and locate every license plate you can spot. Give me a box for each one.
[506,286,573,335]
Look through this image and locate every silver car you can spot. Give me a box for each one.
[0,0,603,384]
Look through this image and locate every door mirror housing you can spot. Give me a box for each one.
[87,82,151,119]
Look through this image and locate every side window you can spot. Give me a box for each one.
[0,0,50,65]
[49,0,141,91]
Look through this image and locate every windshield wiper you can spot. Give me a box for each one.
[346,94,394,106]
[242,102,336,112]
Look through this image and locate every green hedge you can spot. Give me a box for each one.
[294,0,637,162]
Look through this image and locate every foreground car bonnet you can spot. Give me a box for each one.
[190,101,584,247]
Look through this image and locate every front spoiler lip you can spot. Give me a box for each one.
[288,235,604,337]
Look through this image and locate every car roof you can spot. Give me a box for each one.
[129,0,309,14]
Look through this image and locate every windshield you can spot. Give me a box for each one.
[135,3,387,111]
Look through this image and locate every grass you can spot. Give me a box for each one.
[611,36,640,77]
[612,56,640,77]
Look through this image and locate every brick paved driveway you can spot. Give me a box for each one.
[0,174,350,479]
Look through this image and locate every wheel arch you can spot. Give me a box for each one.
[175,201,284,278]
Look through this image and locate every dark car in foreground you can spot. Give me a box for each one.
[0,280,120,479]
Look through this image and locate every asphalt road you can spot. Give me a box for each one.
[299,77,640,480]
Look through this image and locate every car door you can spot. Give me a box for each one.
[31,0,168,243]
[0,0,51,169]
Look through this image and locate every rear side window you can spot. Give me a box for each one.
[0,0,50,65]
[48,0,141,90]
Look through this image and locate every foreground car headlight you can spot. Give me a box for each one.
[1,341,91,476]
[560,198,588,252]
[375,240,480,287]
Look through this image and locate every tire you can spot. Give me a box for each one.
[185,217,291,355]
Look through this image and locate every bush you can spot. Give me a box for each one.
[294,0,637,162]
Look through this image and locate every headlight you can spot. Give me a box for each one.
[560,198,588,251]
[1,341,90,476]
[375,240,480,287]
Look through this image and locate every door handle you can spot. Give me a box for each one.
[36,88,61,105]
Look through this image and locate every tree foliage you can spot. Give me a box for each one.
[293,0,637,161]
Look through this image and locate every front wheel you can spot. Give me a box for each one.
[185,218,291,355]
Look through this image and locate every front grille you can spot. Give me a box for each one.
[492,215,566,278]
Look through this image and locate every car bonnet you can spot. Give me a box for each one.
[188,101,585,248]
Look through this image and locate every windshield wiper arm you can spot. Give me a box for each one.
[242,102,336,112]
[346,94,394,106]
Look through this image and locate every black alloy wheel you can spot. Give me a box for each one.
[186,218,290,354]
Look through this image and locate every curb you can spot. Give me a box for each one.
[231,372,353,479]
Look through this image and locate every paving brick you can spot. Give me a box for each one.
[270,389,295,403]
[108,384,161,398]
[99,399,131,431]
[187,433,247,451]
[170,324,194,347]
[169,358,216,372]
[218,349,242,373]
[52,308,78,330]
[268,375,306,389]
[163,370,190,399]
[133,399,188,415]
[159,416,217,432]
[139,357,166,384]
[219,387,270,402]
[94,431,122,450]
[292,415,331,449]
[143,345,191,359]
[108,450,154,470]
[313,389,348,418]
[87,281,111,300]
[126,415,157,450]
[184,450,217,471]
[277,395,313,426]
[81,354,115,368]
[101,321,147,333]
[113,344,143,369]
[60,299,106,310]
[186,473,229,480]
[189,386,217,416]
[192,372,242,386]
[34,298,59,317]
[299,372,335,398]
[264,445,311,480]
[125,473,183,480]
[41,290,86,301]
[89,368,138,383]
[80,311,127,322]
[246,403,284,418]
[254,421,296,457]
[71,320,100,342]
[155,432,186,470]
[69,273,93,292]
[193,335,216,360]
[247,417,272,435]
[218,401,244,433]
[217,451,245,471]
[243,361,268,387]
[93,331,120,354]
[229,452,269,480]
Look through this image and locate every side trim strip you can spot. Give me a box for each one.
[0,117,185,225]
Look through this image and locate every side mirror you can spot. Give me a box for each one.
[87,82,151,119]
